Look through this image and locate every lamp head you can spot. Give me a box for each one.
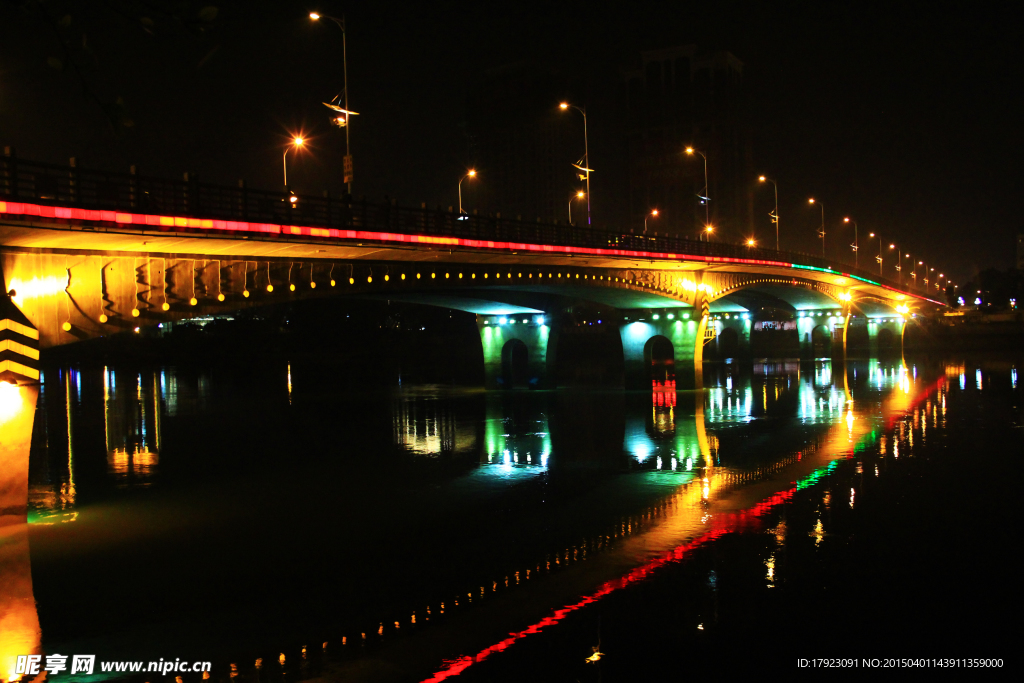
[869,232,875,237]
[467,170,476,177]
[559,102,569,110]
[808,198,815,204]
[844,217,850,223]
[685,147,694,154]
[758,175,766,182]
[309,12,320,20]
[705,225,714,233]
[576,191,584,198]
[889,244,895,249]
[651,209,659,216]
[746,238,755,246]
[293,137,304,146]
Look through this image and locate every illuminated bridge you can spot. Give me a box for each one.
[1,153,944,390]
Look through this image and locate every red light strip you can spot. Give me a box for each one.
[0,200,937,303]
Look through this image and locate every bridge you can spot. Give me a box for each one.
[0,153,943,389]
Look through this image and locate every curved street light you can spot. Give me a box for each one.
[559,102,591,225]
[458,170,477,219]
[644,208,659,234]
[758,175,779,250]
[310,11,354,195]
[686,147,709,237]
[283,136,304,187]
[808,198,825,258]
[569,190,584,225]
[843,217,859,269]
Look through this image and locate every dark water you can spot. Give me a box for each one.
[21,354,1019,681]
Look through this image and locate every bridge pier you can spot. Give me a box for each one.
[619,312,703,390]
[708,316,753,361]
[477,316,552,389]
[867,318,906,356]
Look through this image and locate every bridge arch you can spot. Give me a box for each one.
[500,339,529,388]
[643,335,675,383]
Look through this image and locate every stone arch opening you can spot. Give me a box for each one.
[501,339,529,388]
[643,335,675,384]
[811,324,832,358]
[716,327,740,359]
[877,327,898,354]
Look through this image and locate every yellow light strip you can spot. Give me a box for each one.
[0,319,40,340]
[0,339,40,359]
[0,359,40,379]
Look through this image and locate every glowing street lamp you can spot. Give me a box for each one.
[569,190,584,225]
[283,136,304,187]
[701,224,714,242]
[808,198,825,258]
[559,102,591,225]
[458,170,477,219]
[644,208,659,234]
[310,11,355,195]
[843,217,859,269]
[686,147,710,235]
[746,237,756,247]
[758,175,779,250]
[888,243,902,286]
[868,232,883,276]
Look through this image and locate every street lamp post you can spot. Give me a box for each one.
[808,198,825,258]
[283,136,304,187]
[869,232,883,276]
[889,244,901,286]
[559,103,591,225]
[458,170,477,218]
[644,208,659,234]
[758,175,779,250]
[569,191,584,225]
[843,217,858,269]
[310,12,354,196]
[686,147,710,237]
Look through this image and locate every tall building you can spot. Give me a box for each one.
[622,46,754,240]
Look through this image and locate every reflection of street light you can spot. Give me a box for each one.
[644,208,659,234]
[808,198,825,258]
[310,11,354,195]
[458,170,477,219]
[843,217,859,269]
[758,175,779,250]
[686,147,709,234]
[283,136,304,187]
[569,190,584,225]
[560,102,591,225]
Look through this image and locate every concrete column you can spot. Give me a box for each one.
[797,315,817,360]
[711,316,753,360]
[0,523,42,679]
[619,313,701,390]
[477,316,552,389]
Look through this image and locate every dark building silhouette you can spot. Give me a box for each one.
[623,46,754,241]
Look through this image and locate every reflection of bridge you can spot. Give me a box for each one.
[2,155,943,390]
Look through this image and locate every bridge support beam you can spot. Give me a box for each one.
[478,317,552,389]
[620,313,702,390]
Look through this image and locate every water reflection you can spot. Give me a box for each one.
[15,354,1018,681]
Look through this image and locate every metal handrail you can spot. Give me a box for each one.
[1,154,921,294]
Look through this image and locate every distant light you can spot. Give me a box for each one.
[559,102,569,110]
[468,169,476,177]
[576,191,584,198]
[685,147,694,154]
[667,314,675,320]
[134,327,140,333]
[741,314,750,321]
[652,314,660,320]
[844,217,850,223]
[293,137,304,146]
[535,316,545,325]
[651,209,659,216]
[758,175,766,182]
[509,319,516,324]
[808,198,815,204]
[309,12,320,20]
[158,323,163,328]
[499,317,507,325]
[289,196,298,203]
[683,313,690,320]
[746,238,755,246]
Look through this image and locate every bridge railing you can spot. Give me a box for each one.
[1,153,923,295]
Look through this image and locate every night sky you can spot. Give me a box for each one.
[1,0,1020,286]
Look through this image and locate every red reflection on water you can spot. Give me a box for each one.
[421,487,796,681]
[651,379,676,407]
